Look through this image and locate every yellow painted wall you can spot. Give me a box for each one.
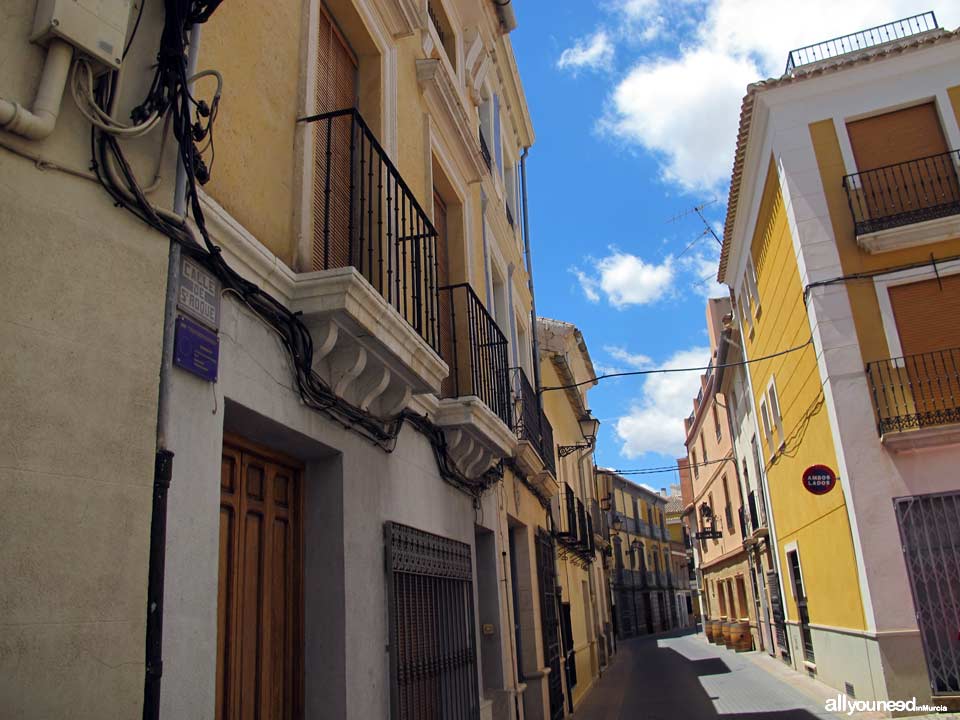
[745,157,865,631]
[201,0,303,266]
[808,118,960,366]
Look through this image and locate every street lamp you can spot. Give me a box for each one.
[558,412,601,458]
[610,514,623,533]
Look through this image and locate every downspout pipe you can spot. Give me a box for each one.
[0,39,73,140]
[520,147,543,404]
[144,23,202,720]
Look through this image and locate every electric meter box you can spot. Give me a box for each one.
[31,0,133,71]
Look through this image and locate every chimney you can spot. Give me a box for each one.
[660,487,667,496]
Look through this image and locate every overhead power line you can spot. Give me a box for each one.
[607,456,733,477]
[542,337,814,392]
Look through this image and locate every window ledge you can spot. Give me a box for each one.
[857,213,960,254]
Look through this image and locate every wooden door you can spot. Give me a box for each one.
[312,6,359,271]
[218,437,303,720]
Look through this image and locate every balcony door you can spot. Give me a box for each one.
[888,275,960,426]
[434,190,456,398]
[217,438,303,720]
[312,5,358,271]
[846,103,957,222]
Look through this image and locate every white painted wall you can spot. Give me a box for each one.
[726,37,960,702]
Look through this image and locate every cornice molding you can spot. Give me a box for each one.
[379,0,426,38]
[416,57,487,183]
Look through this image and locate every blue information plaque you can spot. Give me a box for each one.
[174,315,219,382]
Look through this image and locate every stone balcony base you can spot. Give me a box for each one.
[290,267,448,419]
[882,422,960,453]
[434,396,516,479]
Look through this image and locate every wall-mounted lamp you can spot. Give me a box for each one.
[558,412,601,458]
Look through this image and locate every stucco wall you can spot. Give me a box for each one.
[1,1,173,716]
[200,0,304,267]
[745,158,864,632]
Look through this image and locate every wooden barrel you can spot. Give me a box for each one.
[704,620,715,642]
[709,620,722,644]
[731,622,753,652]
[721,621,734,648]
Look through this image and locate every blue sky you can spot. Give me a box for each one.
[509,1,958,482]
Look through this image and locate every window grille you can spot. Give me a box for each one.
[385,522,480,719]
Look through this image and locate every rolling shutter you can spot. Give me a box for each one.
[889,275,960,357]
[846,103,948,172]
[312,7,358,271]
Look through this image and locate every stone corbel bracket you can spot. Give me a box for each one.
[435,396,517,479]
[380,0,427,38]
[290,267,448,418]
[464,29,492,107]
[416,57,488,183]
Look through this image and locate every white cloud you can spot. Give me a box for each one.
[598,0,958,193]
[572,251,675,307]
[571,268,601,302]
[604,345,653,368]
[557,30,615,73]
[614,346,710,458]
[604,48,758,192]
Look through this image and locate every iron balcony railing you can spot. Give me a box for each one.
[866,347,960,435]
[479,130,492,172]
[552,483,594,561]
[785,11,938,74]
[510,367,556,476]
[589,499,609,541]
[439,283,512,428]
[843,149,960,236]
[305,108,439,352]
[747,489,768,534]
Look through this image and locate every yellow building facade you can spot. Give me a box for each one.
[538,319,610,715]
[597,468,677,639]
[720,15,960,706]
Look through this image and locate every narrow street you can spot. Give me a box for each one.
[575,630,839,720]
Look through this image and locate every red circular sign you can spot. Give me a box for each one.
[802,465,837,495]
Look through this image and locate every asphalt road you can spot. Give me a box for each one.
[573,629,843,720]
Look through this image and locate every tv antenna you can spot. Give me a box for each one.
[668,200,722,247]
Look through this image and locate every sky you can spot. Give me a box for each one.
[509,1,958,484]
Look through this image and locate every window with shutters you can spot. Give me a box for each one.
[843,102,960,236]
[866,274,960,434]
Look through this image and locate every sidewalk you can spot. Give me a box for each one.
[708,632,959,720]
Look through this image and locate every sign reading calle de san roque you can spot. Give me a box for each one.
[802,464,837,495]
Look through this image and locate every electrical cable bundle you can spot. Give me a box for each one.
[86,0,499,497]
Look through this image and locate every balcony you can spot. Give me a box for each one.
[479,130,492,173]
[590,499,609,547]
[843,149,960,250]
[747,489,769,539]
[866,347,960,451]
[292,108,448,418]
[510,367,557,487]
[552,483,594,562]
[785,12,939,74]
[434,283,516,477]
